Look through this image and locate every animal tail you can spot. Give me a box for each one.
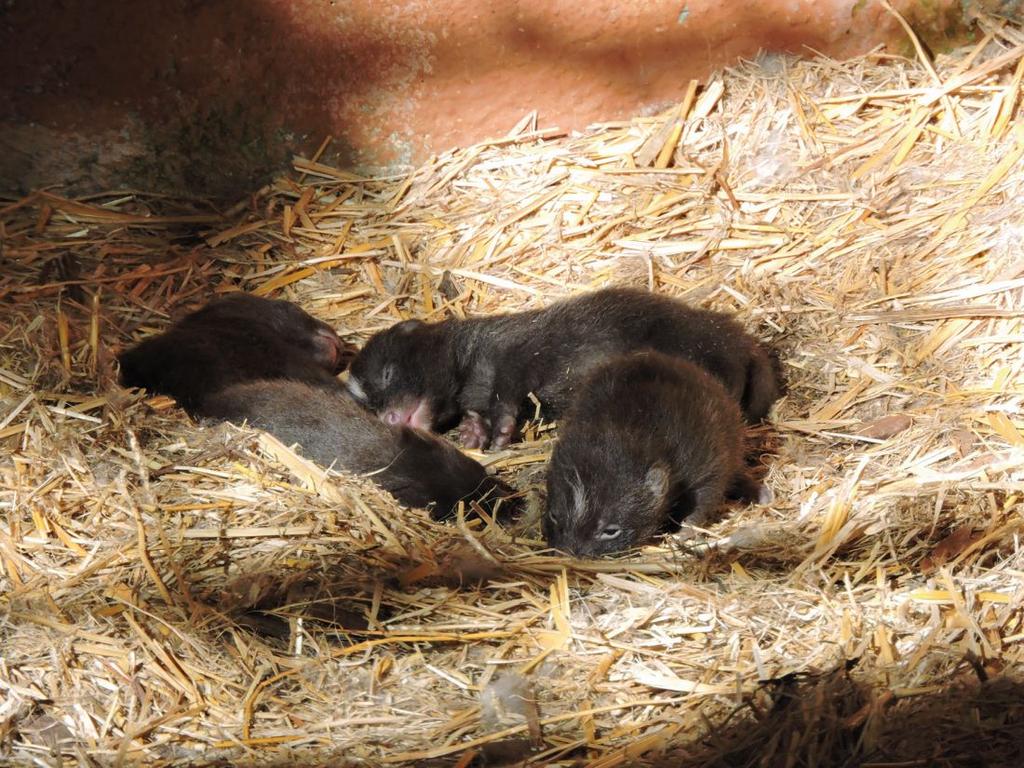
[742,343,784,422]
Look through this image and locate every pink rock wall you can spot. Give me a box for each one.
[0,0,976,199]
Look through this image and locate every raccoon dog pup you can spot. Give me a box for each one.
[118,294,517,520]
[543,351,766,557]
[346,288,781,450]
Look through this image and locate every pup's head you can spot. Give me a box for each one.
[543,439,672,558]
[346,319,458,430]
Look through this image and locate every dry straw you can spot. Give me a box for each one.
[3,14,1024,767]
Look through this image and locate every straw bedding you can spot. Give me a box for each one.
[2,14,1024,767]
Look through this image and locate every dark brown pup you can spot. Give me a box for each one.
[117,294,517,520]
[543,351,767,558]
[202,380,514,518]
[119,292,355,413]
[346,287,781,449]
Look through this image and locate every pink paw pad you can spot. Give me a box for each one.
[489,414,518,449]
[458,412,490,449]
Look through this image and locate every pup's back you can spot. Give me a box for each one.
[203,380,516,519]
[344,288,782,450]
[119,293,352,413]
[495,288,781,420]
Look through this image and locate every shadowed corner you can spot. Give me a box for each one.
[401,659,1024,766]
[645,662,1024,768]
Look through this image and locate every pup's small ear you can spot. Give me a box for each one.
[644,464,670,500]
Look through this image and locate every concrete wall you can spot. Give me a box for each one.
[0,0,990,201]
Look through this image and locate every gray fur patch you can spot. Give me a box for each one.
[569,470,588,521]
[346,375,368,403]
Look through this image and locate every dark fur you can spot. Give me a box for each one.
[543,352,764,557]
[346,288,781,448]
[202,381,516,519]
[118,294,516,520]
[119,293,355,412]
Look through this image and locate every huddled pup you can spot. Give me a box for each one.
[118,293,518,520]
[346,287,780,450]
[544,351,769,558]
[119,292,354,413]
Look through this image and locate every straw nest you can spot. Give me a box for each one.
[3,12,1024,767]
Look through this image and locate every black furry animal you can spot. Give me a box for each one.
[117,294,517,520]
[117,294,352,415]
[202,380,515,518]
[119,292,355,412]
[543,352,767,558]
[345,287,781,450]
